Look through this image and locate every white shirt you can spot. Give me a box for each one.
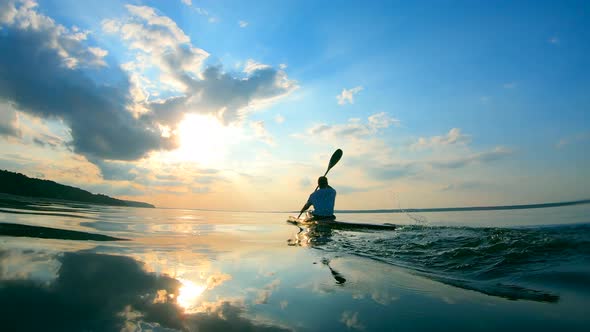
[308,187,336,216]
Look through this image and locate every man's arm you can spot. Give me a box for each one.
[300,201,312,214]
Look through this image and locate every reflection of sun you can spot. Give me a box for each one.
[177,278,206,311]
[174,114,240,166]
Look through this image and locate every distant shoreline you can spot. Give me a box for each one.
[0,170,155,208]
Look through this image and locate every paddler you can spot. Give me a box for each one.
[299,176,337,221]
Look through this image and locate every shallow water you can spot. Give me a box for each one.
[1,196,589,331]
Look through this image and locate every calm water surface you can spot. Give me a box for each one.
[1,196,589,331]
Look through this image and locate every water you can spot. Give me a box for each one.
[1,195,589,331]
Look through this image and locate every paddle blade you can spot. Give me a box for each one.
[326,149,343,173]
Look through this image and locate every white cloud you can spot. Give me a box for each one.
[181,0,192,5]
[250,120,275,146]
[1,0,107,68]
[102,5,209,93]
[274,114,285,124]
[238,20,248,28]
[104,5,296,126]
[548,36,559,44]
[304,112,398,140]
[368,112,400,129]
[243,59,271,74]
[0,1,171,162]
[337,86,363,105]
[411,128,471,150]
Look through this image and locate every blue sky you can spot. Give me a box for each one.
[0,0,588,210]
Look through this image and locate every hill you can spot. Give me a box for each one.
[0,170,154,208]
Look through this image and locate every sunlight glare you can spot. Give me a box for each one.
[177,278,206,311]
[174,114,240,166]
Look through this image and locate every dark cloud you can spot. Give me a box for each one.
[32,134,61,148]
[0,2,176,162]
[89,158,140,181]
[0,104,21,138]
[147,65,296,126]
[0,251,291,332]
[429,148,511,169]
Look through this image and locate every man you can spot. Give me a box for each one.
[300,176,337,221]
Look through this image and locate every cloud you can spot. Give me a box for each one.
[0,102,21,138]
[429,147,512,169]
[145,65,296,126]
[1,1,295,176]
[90,159,140,181]
[181,0,192,5]
[368,112,400,129]
[104,4,297,126]
[304,112,399,140]
[411,128,471,150]
[0,1,175,162]
[275,114,285,124]
[368,147,512,180]
[340,311,365,331]
[337,86,363,105]
[0,1,108,69]
[102,5,209,93]
[250,120,275,146]
[32,133,62,148]
[548,36,559,44]
[238,20,248,28]
[205,273,232,290]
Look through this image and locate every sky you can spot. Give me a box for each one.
[0,0,588,211]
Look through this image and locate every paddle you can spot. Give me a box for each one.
[297,148,343,219]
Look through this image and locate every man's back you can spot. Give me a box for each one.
[308,186,337,217]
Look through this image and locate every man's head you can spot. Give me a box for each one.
[318,176,329,188]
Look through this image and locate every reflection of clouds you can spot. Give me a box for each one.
[255,279,281,304]
[280,300,288,309]
[0,252,290,332]
[206,273,232,289]
[340,311,365,331]
[0,249,61,284]
[371,291,399,306]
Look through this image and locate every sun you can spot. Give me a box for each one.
[173,114,240,166]
[176,278,206,312]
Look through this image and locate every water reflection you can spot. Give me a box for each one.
[1,199,589,331]
[0,250,290,332]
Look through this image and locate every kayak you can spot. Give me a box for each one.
[287,216,397,231]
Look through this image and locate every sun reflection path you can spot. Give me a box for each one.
[176,278,206,312]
